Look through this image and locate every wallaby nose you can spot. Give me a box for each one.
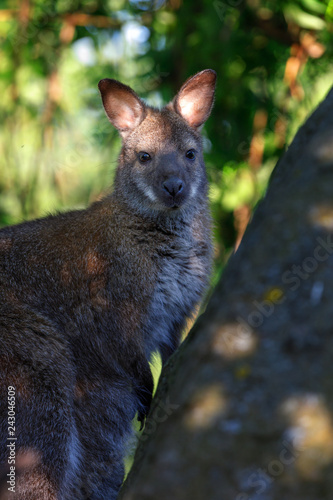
[162,177,184,197]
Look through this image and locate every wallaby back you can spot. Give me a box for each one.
[0,69,216,499]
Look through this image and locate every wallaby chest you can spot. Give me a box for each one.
[0,202,209,352]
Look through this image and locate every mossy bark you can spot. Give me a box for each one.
[119,87,333,500]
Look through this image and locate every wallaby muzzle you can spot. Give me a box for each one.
[163,176,183,198]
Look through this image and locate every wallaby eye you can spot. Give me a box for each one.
[185,149,196,160]
[138,152,151,163]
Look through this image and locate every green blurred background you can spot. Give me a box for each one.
[1,0,333,473]
[0,0,333,270]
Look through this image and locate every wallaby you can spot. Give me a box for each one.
[0,69,216,499]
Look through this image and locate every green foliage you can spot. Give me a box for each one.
[0,0,332,255]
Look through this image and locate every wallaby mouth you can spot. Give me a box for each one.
[161,195,186,210]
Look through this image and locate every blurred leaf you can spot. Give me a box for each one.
[300,0,327,15]
[284,4,327,29]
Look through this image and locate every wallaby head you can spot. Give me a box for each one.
[98,69,216,219]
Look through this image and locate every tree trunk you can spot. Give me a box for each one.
[119,87,333,500]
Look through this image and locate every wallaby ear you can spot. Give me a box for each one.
[98,79,146,138]
[171,69,217,129]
